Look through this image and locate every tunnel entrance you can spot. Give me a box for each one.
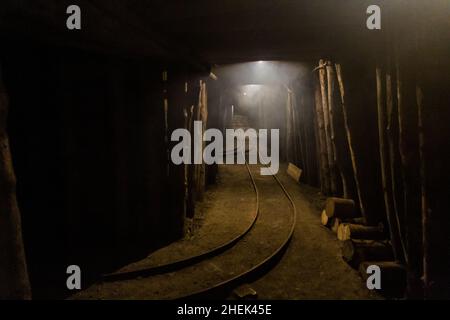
[214,61,316,173]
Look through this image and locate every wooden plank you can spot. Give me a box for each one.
[287,163,302,182]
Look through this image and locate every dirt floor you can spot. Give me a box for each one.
[106,164,257,276]
[71,163,381,300]
[243,164,382,300]
[70,164,295,299]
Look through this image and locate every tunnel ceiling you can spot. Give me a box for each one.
[1,0,387,65]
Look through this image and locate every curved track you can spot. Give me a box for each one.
[183,163,297,299]
[102,163,259,281]
[71,136,297,300]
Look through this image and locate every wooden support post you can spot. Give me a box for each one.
[396,59,423,296]
[314,80,330,194]
[376,67,405,264]
[326,62,346,197]
[285,90,293,163]
[414,2,450,297]
[0,66,32,299]
[313,99,323,189]
[200,81,208,194]
[386,65,406,259]
[291,93,301,167]
[416,84,429,296]
[335,64,367,220]
[319,60,337,194]
[299,94,311,183]
[195,80,207,201]
[186,104,196,218]
[306,88,319,186]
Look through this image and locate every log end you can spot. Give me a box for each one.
[337,223,350,241]
[321,210,329,226]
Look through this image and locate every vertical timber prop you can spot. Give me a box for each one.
[416,2,450,297]
[300,93,312,184]
[305,83,319,186]
[313,93,323,189]
[186,77,198,218]
[0,66,32,299]
[162,70,170,177]
[396,59,423,297]
[285,89,294,163]
[386,63,406,257]
[376,66,406,264]
[318,60,337,194]
[311,90,324,188]
[293,94,303,169]
[183,81,190,222]
[167,72,190,237]
[186,101,196,218]
[195,80,208,201]
[326,62,348,198]
[314,80,330,194]
[295,91,309,177]
[335,64,367,222]
[293,93,305,172]
[412,2,448,296]
[416,84,428,296]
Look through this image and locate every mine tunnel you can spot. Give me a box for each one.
[0,1,449,301]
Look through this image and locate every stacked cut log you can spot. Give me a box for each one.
[320,197,405,297]
[321,197,388,242]
[337,223,385,241]
[320,197,360,233]
[325,197,356,220]
[342,239,394,268]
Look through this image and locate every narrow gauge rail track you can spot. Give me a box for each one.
[71,140,297,300]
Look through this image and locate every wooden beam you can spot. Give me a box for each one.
[0,64,31,299]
